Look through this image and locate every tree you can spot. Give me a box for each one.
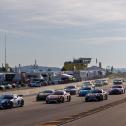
[1,66,6,72]
[61,67,66,71]
[47,68,52,72]
[111,66,114,73]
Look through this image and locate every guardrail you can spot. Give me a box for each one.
[0,81,83,96]
[0,78,109,96]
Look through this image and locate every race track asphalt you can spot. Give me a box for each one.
[0,82,126,126]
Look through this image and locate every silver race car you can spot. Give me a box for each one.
[46,90,71,104]
[109,85,125,95]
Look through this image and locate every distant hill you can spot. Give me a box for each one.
[13,65,61,73]
[114,68,126,73]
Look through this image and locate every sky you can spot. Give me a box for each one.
[0,0,126,68]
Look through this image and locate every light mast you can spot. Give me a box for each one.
[5,33,7,68]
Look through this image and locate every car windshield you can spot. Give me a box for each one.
[2,83,9,86]
[95,80,102,83]
[91,90,102,93]
[42,90,54,93]
[113,80,122,84]
[0,95,13,99]
[81,87,91,90]
[83,82,91,85]
[102,80,107,82]
[32,79,43,82]
[65,86,75,89]
[53,91,64,95]
[36,81,41,83]
[112,86,122,88]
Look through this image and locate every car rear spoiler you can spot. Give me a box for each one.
[18,94,23,97]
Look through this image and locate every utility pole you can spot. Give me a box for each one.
[0,34,2,64]
[0,32,2,66]
[5,33,7,70]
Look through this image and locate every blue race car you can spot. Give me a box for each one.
[78,86,93,96]
[85,89,108,102]
[0,94,24,109]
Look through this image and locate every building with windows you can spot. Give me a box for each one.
[62,58,91,71]
[80,66,106,80]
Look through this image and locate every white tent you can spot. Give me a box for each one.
[61,74,73,78]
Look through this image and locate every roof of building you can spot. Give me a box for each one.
[86,66,105,71]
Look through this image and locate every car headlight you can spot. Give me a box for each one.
[58,96,61,99]
[86,94,90,96]
[96,94,100,96]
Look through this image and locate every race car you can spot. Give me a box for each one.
[101,79,109,85]
[36,89,55,101]
[0,94,24,109]
[64,85,78,95]
[113,79,123,85]
[85,89,108,102]
[78,86,93,97]
[46,90,71,104]
[109,85,125,95]
[94,79,104,87]
[82,81,95,88]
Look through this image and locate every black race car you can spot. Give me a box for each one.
[36,90,55,101]
[64,85,78,95]
[113,79,123,85]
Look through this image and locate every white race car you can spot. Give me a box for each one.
[0,93,24,109]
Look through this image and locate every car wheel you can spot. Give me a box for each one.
[97,97,101,101]
[74,92,76,95]
[105,95,108,100]
[36,98,38,101]
[67,96,71,102]
[100,95,104,101]
[8,101,13,109]
[57,98,61,103]
[36,97,40,101]
[61,97,64,103]
[20,100,24,107]
[46,100,49,104]
[2,102,7,109]
[85,98,89,102]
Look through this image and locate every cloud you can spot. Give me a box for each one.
[66,36,126,45]
[21,0,126,27]
[0,28,36,37]
[1,0,126,68]
[1,0,126,28]
[1,0,126,42]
